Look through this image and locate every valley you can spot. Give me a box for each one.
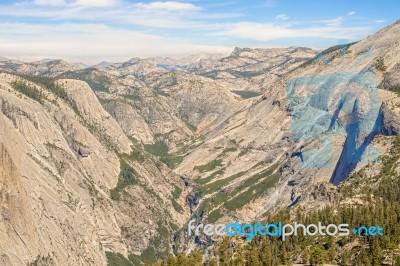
[0,19,399,266]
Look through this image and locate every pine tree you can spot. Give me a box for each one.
[360,248,372,266]
[189,250,202,266]
[167,255,177,266]
[176,253,189,266]
[328,243,337,263]
[371,244,383,266]
[309,246,327,266]
[247,247,261,266]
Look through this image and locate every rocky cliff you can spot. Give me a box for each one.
[0,73,186,265]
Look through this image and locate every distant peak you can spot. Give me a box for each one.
[96,61,113,68]
[230,47,251,57]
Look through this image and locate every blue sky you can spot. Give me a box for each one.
[0,0,398,63]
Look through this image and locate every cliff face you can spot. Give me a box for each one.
[0,73,187,265]
[0,143,37,266]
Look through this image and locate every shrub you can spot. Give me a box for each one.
[11,79,44,103]
[105,252,134,266]
[309,247,327,266]
[374,57,387,72]
[144,141,169,157]
[110,159,138,200]
[232,90,261,99]
[144,140,184,168]
[193,159,223,173]
[172,199,183,213]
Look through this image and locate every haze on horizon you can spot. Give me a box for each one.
[0,0,398,64]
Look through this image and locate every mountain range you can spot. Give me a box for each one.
[0,20,399,266]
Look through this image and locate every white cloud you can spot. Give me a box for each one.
[7,1,205,29]
[34,0,65,5]
[134,1,201,12]
[0,2,378,62]
[320,17,343,27]
[215,21,367,41]
[275,14,289,21]
[0,22,231,64]
[72,0,120,7]
[375,20,385,23]
[261,0,275,7]
[347,11,355,16]
[33,0,119,7]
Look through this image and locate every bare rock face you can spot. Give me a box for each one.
[100,97,155,143]
[0,73,126,265]
[57,79,132,154]
[193,46,318,93]
[0,143,37,266]
[0,59,84,77]
[381,98,400,135]
[382,63,400,89]
[0,73,186,265]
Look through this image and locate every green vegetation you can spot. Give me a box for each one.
[144,140,183,168]
[171,186,184,213]
[229,70,264,78]
[11,74,82,116]
[199,170,245,195]
[128,220,173,265]
[11,79,44,103]
[374,57,387,72]
[196,168,225,185]
[207,209,223,223]
[309,247,328,266]
[175,137,204,155]
[231,164,278,193]
[238,148,249,157]
[196,164,280,223]
[21,75,70,100]
[222,147,237,153]
[298,41,358,69]
[28,255,53,266]
[152,251,203,266]
[172,199,184,213]
[183,119,197,132]
[129,247,157,265]
[60,68,110,92]
[119,145,146,163]
[144,140,169,156]
[387,85,400,96]
[232,90,261,99]
[172,186,182,200]
[181,114,197,132]
[106,252,134,266]
[224,172,280,211]
[156,221,169,239]
[208,168,279,217]
[193,159,223,173]
[160,155,184,169]
[110,159,138,200]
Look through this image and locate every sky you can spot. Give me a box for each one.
[0,0,398,64]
